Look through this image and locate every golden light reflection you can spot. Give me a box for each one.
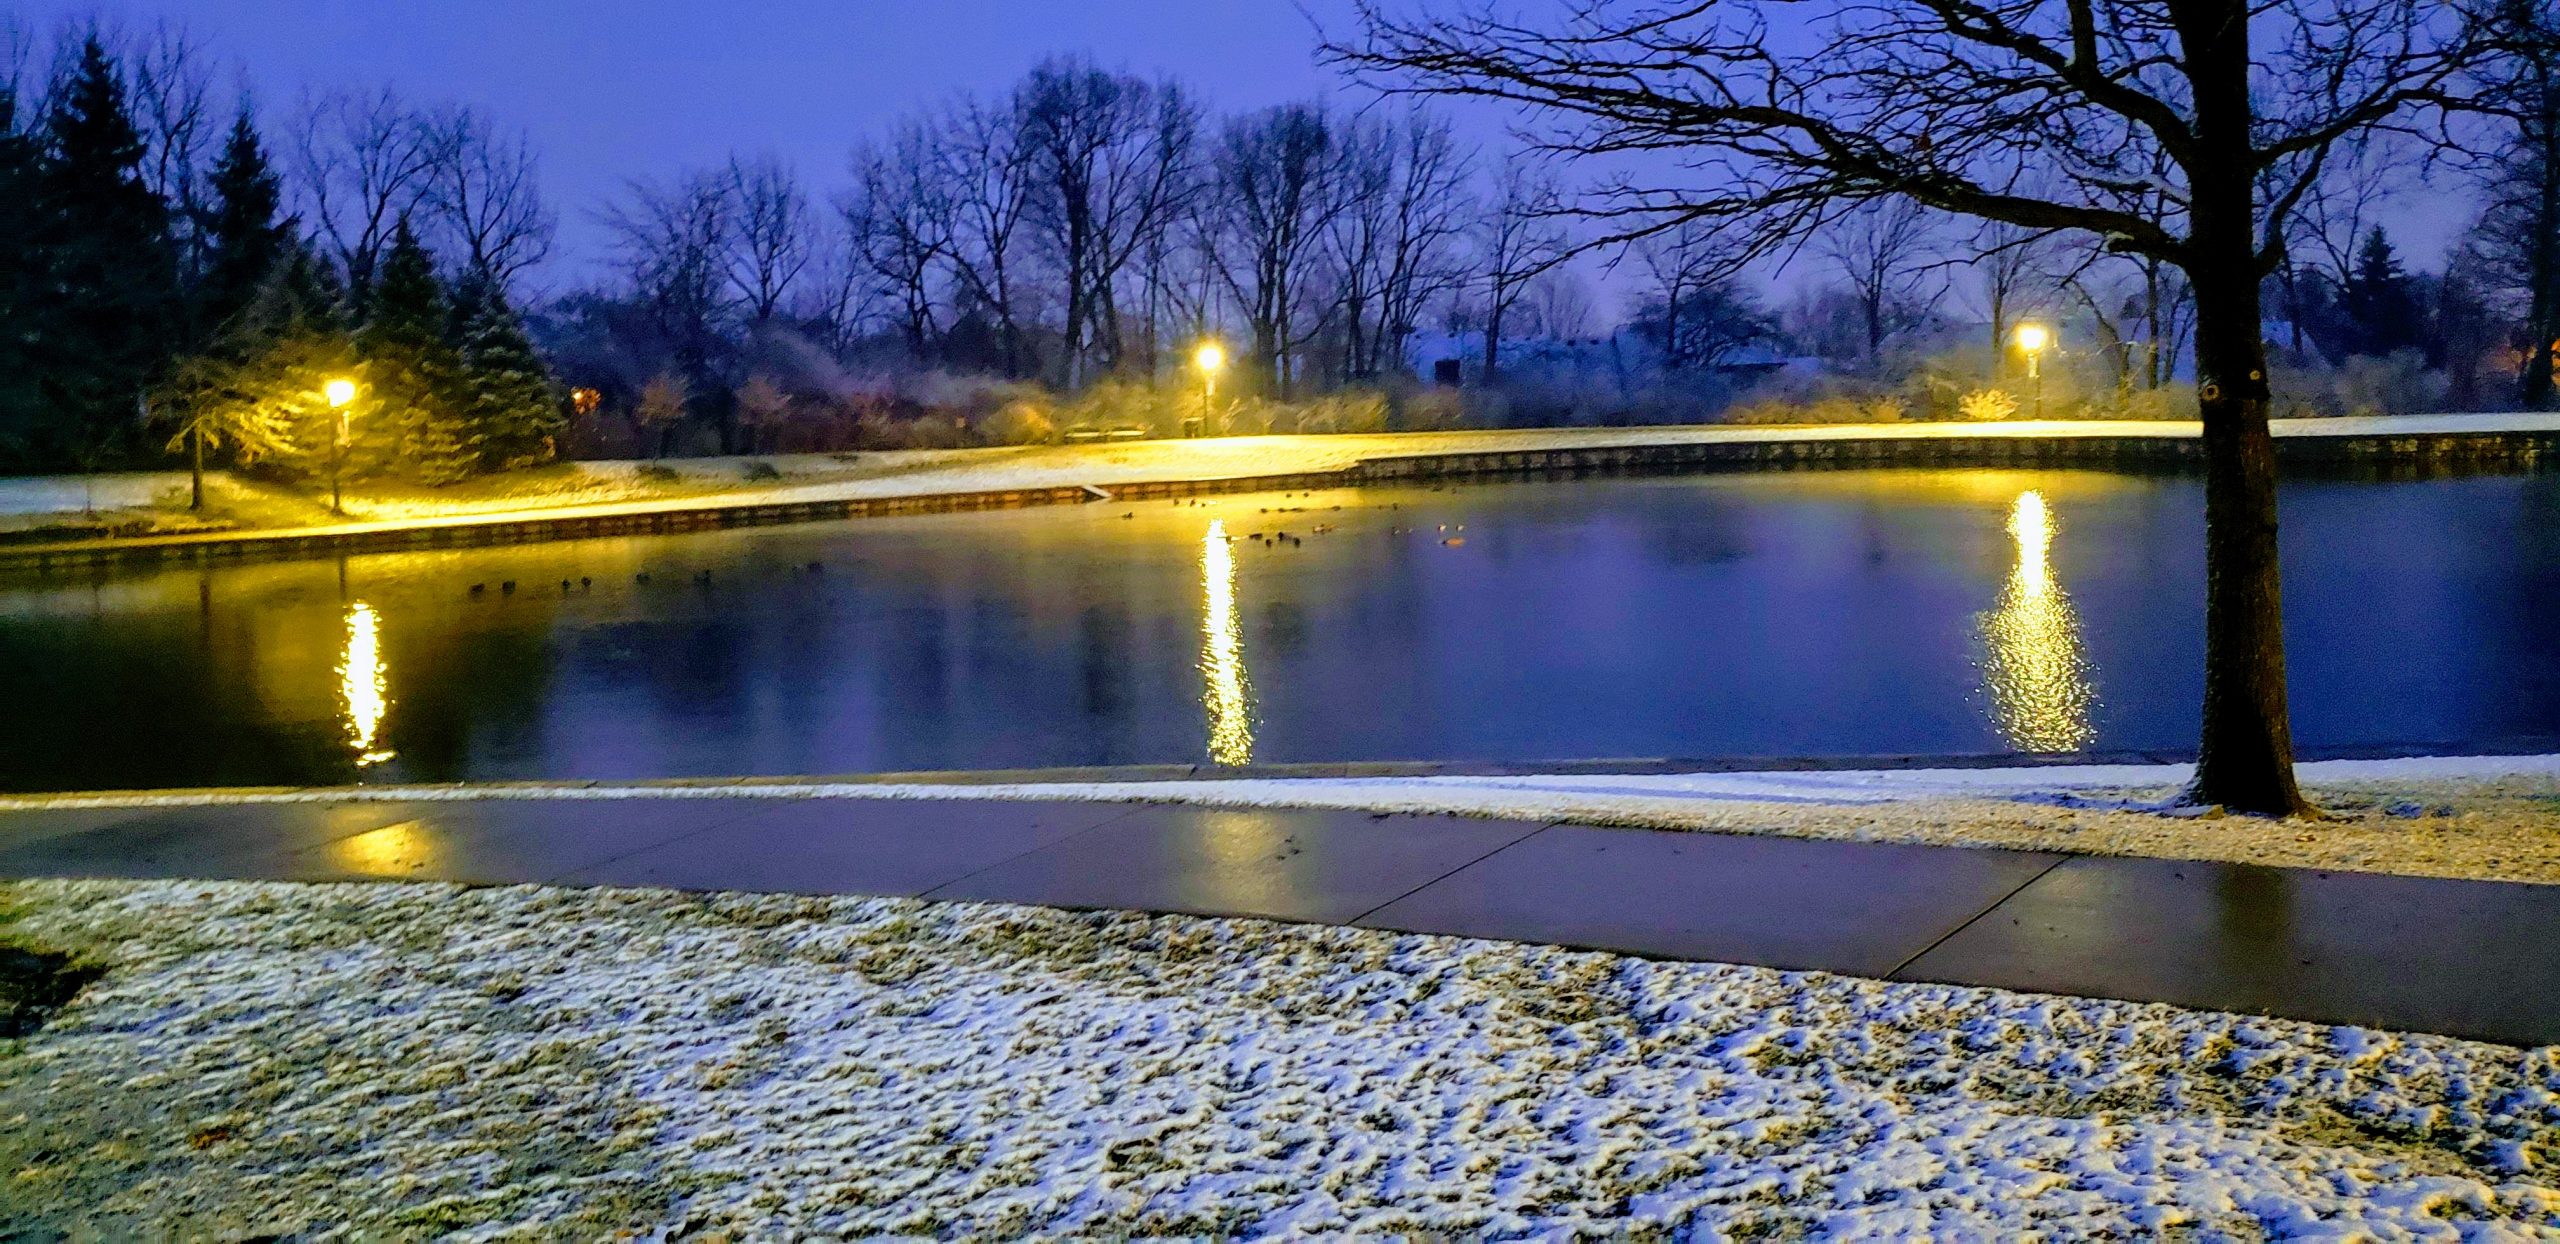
[326,819,437,877]
[1201,519,1255,766]
[1978,490,2097,752]
[339,601,396,767]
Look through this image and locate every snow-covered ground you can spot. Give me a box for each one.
[12,753,2560,884]
[0,472,181,516]
[6,412,2557,533]
[1,878,2552,1237]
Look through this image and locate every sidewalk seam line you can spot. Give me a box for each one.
[536,800,839,885]
[910,804,1155,899]
[1883,855,2071,981]
[1341,819,1564,926]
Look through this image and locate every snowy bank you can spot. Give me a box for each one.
[2,879,2554,1237]
[8,412,2560,533]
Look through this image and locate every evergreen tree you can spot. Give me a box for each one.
[0,85,49,468]
[354,219,478,483]
[155,239,359,509]
[2339,227,2423,359]
[198,113,289,346]
[451,277,566,470]
[33,37,183,469]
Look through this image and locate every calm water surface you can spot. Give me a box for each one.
[3,467,2556,791]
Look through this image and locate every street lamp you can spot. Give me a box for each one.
[2014,323,2052,419]
[324,377,357,516]
[1192,340,1226,437]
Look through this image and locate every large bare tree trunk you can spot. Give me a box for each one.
[2178,0,2307,815]
[2186,275,2305,814]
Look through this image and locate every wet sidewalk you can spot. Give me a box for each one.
[1,794,2552,1046]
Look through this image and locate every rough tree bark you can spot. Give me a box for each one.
[2176,0,2309,813]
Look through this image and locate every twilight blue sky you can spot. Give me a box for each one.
[11,1,1405,289]
[8,1,2460,307]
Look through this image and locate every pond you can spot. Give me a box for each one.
[2,466,2556,792]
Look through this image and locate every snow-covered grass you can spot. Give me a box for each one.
[6,412,2557,535]
[2,878,2554,1237]
[12,754,2560,884]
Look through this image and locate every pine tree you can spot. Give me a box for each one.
[33,37,183,469]
[0,84,49,468]
[198,113,289,346]
[451,277,566,470]
[355,220,478,484]
[156,241,359,508]
[2340,227,2423,359]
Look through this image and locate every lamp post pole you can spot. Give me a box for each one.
[1192,341,1225,438]
[325,378,357,517]
[2014,324,2051,420]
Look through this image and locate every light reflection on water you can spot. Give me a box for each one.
[1200,519,1255,766]
[3,468,2556,791]
[338,601,396,767]
[1977,490,2098,752]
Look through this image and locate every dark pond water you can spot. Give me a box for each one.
[3,467,2557,791]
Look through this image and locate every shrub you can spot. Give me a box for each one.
[984,401,1058,445]
[2101,382,2197,421]
[1958,388,2021,421]
[1293,390,1391,434]
[905,413,972,449]
[1395,387,1469,431]
[1723,398,1807,424]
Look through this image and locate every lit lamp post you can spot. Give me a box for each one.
[1192,341,1225,438]
[324,377,357,516]
[2014,323,2052,419]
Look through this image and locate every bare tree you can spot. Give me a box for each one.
[633,372,690,460]
[1969,221,2059,368]
[602,169,733,382]
[2472,0,2560,407]
[1336,0,2493,812]
[1017,57,1200,384]
[2066,250,2195,392]
[124,24,215,269]
[1816,197,1941,363]
[723,154,810,326]
[419,105,554,291]
[1524,267,1595,339]
[290,87,436,295]
[843,124,951,361]
[1212,102,1341,397]
[1633,218,1732,366]
[795,217,873,358]
[733,374,793,453]
[1327,107,1473,380]
[935,93,1038,377]
[1472,164,1567,382]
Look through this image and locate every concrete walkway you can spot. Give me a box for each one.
[1,794,2553,1047]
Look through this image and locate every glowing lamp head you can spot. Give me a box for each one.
[2014,323,2051,354]
[324,378,358,408]
[1193,341,1226,374]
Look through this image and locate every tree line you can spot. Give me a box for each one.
[12,12,2560,487]
[0,27,563,487]
[562,55,1610,454]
